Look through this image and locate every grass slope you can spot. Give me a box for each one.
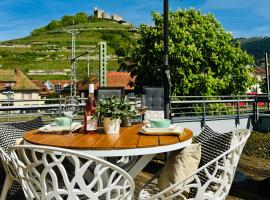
[0,20,137,80]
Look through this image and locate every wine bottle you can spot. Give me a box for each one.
[84,84,97,132]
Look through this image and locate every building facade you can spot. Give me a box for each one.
[0,69,42,107]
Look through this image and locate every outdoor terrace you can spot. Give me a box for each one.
[0,95,269,199]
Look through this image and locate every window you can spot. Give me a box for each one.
[22,93,32,100]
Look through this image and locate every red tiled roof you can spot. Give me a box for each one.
[32,80,45,89]
[253,66,270,75]
[77,72,135,91]
[107,72,135,90]
[32,80,53,96]
[50,80,71,87]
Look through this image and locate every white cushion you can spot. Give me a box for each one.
[144,111,164,121]
[158,144,201,191]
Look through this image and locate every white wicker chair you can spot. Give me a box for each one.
[139,129,251,200]
[0,147,21,200]
[9,145,135,200]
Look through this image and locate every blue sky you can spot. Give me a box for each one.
[0,0,269,41]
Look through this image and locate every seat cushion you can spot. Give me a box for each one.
[0,124,24,195]
[195,125,217,143]
[144,111,164,121]
[5,117,44,132]
[158,144,201,192]
[0,125,24,153]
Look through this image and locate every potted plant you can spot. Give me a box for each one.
[120,97,136,127]
[96,96,123,134]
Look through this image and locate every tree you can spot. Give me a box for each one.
[61,15,74,26]
[122,9,255,96]
[74,12,88,24]
[47,20,62,30]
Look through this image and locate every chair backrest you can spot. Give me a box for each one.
[143,87,164,111]
[9,145,135,200]
[142,87,164,120]
[147,129,251,200]
[97,87,124,101]
[0,147,20,182]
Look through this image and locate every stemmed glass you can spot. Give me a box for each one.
[63,96,79,135]
[135,95,148,122]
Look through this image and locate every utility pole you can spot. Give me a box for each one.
[99,42,107,87]
[87,53,90,77]
[265,53,270,110]
[163,0,171,119]
[68,26,79,98]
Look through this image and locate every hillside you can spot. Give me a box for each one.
[0,19,138,80]
[237,37,270,64]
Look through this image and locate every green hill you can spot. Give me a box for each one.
[0,17,138,80]
[237,37,270,65]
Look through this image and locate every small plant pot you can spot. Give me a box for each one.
[122,118,132,127]
[103,117,121,134]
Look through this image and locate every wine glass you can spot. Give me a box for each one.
[63,96,79,135]
[134,95,148,122]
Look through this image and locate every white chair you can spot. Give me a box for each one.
[9,145,135,200]
[139,129,251,200]
[0,148,21,200]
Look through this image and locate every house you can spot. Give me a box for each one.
[77,72,135,98]
[50,80,71,95]
[0,69,42,107]
[32,80,54,98]
[39,80,71,96]
[247,66,270,94]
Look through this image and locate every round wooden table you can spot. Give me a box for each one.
[24,124,193,157]
[24,124,193,178]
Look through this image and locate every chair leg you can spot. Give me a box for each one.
[0,175,13,200]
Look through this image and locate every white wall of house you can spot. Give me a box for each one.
[0,91,44,106]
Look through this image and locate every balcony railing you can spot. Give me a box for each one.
[0,95,269,124]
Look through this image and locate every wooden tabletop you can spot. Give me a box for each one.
[23,124,193,150]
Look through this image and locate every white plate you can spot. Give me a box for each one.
[141,124,182,133]
[140,126,184,136]
[38,122,82,133]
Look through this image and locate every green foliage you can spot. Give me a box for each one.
[239,37,270,64]
[61,15,74,26]
[47,20,62,30]
[120,97,136,119]
[74,12,88,24]
[193,102,235,116]
[96,96,135,120]
[123,9,255,96]
[0,19,136,80]
[96,96,123,120]
[31,27,47,35]
[243,132,270,159]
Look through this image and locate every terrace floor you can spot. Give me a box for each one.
[5,154,270,200]
[134,154,270,200]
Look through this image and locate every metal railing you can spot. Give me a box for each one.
[171,95,269,124]
[0,95,269,124]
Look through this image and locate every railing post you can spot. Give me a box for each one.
[236,98,240,125]
[253,97,258,123]
[201,97,206,128]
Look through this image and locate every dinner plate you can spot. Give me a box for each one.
[140,125,184,135]
[38,122,82,133]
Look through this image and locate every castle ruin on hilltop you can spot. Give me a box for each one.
[93,7,124,22]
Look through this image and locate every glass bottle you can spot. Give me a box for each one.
[84,84,97,133]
